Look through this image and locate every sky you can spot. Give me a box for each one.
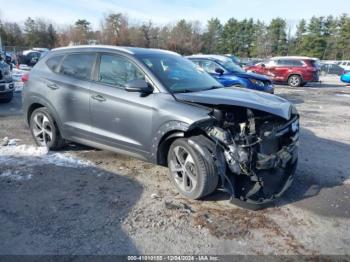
[0,0,349,29]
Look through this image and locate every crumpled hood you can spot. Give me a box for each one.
[174,87,293,119]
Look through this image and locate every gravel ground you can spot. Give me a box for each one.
[0,76,349,255]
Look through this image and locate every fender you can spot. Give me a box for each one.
[150,120,189,163]
[151,116,214,164]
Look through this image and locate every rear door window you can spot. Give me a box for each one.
[59,53,96,80]
[98,54,145,87]
[293,60,304,66]
[277,60,304,67]
[46,55,64,72]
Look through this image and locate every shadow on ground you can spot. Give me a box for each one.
[0,158,143,255]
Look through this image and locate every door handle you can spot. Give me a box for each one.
[91,94,106,102]
[47,83,59,90]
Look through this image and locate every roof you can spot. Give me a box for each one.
[272,56,319,61]
[52,45,180,56]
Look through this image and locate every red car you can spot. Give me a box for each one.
[244,56,320,87]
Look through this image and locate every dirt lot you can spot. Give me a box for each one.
[0,75,349,255]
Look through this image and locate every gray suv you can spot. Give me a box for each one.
[23,45,299,208]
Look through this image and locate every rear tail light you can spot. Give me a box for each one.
[21,73,29,82]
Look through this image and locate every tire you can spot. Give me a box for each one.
[288,75,302,87]
[0,92,13,103]
[167,136,218,199]
[29,107,65,150]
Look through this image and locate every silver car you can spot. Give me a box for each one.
[22,45,299,209]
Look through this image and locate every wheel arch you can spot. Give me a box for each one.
[25,97,65,137]
[153,119,213,166]
[287,73,303,82]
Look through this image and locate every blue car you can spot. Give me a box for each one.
[187,55,274,93]
[340,71,350,84]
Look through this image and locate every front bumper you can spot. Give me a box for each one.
[229,116,299,210]
[230,159,297,210]
[0,82,15,94]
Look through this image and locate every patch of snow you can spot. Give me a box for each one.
[0,144,48,157]
[0,144,94,171]
[46,152,92,167]
[335,94,350,98]
[0,170,32,181]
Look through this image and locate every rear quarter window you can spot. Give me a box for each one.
[46,55,64,72]
[59,53,96,80]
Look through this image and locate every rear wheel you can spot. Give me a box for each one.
[288,75,302,87]
[167,137,218,199]
[29,107,65,150]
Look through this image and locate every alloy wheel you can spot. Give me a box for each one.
[169,145,198,193]
[32,112,53,146]
[289,76,301,87]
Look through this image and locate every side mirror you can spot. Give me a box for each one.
[215,68,224,75]
[125,79,153,94]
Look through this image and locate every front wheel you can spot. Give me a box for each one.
[167,137,218,199]
[29,107,65,150]
[288,75,302,87]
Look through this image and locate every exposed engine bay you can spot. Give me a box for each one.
[199,106,299,208]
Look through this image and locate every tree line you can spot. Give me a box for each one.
[1,12,350,59]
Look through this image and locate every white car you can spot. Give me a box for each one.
[338,61,350,71]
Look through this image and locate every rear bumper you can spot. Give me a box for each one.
[303,72,319,82]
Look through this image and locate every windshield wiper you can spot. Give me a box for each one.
[173,89,196,93]
[200,85,223,91]
[173,86,222,94]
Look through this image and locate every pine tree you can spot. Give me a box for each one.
[202,18,222,54]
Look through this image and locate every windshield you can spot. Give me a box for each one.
[221,59,245,73]
[136,53,222,93]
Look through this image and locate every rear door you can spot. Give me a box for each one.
[89,53,155,155]
[47,52,96,139]
[273,59,294,81]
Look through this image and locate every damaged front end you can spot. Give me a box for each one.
[202,106,299,209]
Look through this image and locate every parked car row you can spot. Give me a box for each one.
[0,48,48,103]
[187,55,274,93]
[17,48,49,67]
[0,56,15,103]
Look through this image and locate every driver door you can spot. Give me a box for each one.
[89,53,155,155]
[199,60,225,80]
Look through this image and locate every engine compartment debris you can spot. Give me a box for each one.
[198,106,300,207]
